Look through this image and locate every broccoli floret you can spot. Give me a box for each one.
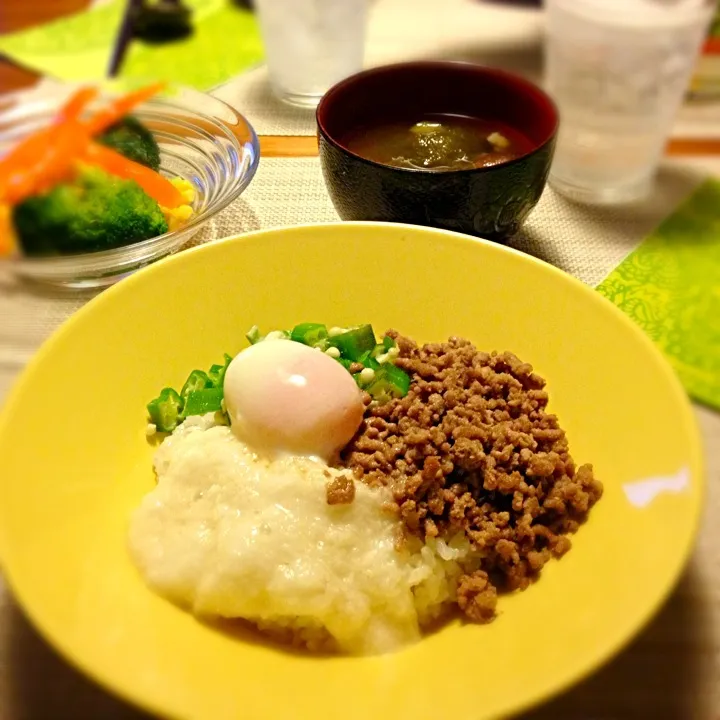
[13,166,169,256]
[96,115,161,171]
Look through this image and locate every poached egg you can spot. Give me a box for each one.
[223,339,365,461]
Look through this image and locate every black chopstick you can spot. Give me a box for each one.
[107,0,144,78]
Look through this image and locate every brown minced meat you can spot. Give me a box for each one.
[325,472,356,506]
[339,331,603,623]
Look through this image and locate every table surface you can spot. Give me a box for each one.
[1,2,720,719]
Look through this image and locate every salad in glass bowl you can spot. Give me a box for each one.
[0,81,259,288]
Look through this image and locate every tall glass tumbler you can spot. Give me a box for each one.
[253,0,368,108]
[545,0,714,204]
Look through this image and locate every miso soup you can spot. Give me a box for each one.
[344,114,533,171]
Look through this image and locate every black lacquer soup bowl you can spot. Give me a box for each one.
[316,61,559,241]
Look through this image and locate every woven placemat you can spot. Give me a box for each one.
[189,156,711,290]
[0,154,714,402]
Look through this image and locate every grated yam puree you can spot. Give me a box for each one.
[129,415,478,654]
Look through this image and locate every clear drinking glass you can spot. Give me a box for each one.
[253,0,368,108]
[545,0,714,205]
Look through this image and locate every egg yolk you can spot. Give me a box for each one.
[223,340,365,461]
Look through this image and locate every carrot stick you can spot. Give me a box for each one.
[1,120,91,204]
[0,83,169,206]
[56,86,99,124]
[1,127,88,205]
[0,87,98,203]
[0,131,53,185]
[33,124,91,192]
[19,88,95,192]
[82,142,183,207]
[84,82,166,135]
[0,88,90,178]
[0,203,17,258]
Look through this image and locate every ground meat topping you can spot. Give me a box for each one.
[339,331,603,621]
[457,570,498,622]
[325,473,356,506]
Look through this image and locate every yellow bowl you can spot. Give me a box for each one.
[0,223,703,720]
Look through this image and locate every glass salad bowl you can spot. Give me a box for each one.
[0,81,260,289]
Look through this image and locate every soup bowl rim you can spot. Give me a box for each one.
[316,60,560,176]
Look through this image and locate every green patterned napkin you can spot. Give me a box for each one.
[0,0,263,90]
[597,179,720,409]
